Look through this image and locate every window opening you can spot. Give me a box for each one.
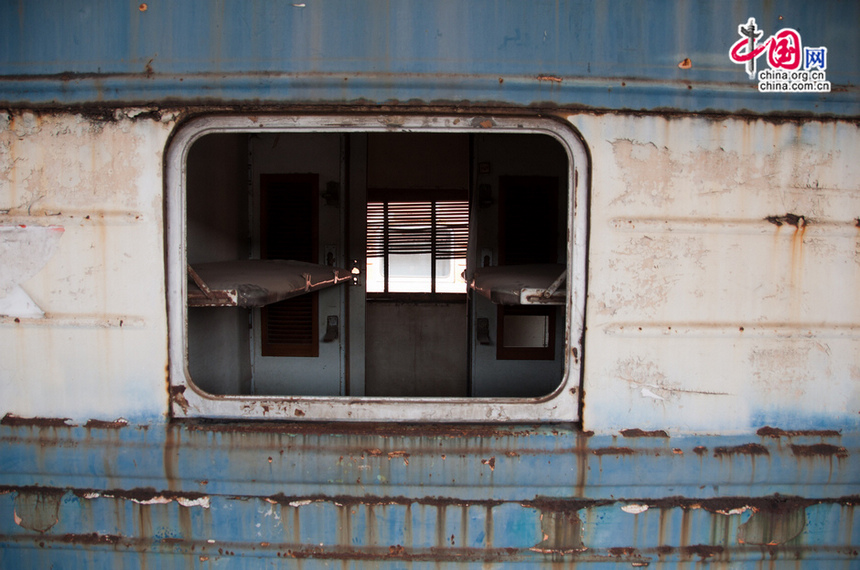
[168,116,587,422]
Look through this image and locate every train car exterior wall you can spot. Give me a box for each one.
[1,1,858,568]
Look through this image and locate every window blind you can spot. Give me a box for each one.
[366,201,469,260]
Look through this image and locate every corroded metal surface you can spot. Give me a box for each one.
[0,68,858,568]
[0,421,857,567]
[1,1,858,115]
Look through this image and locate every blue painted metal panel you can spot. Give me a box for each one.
[0,0,857,114]
[1,422,858,567]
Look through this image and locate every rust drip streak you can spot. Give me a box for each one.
[766,213,807,228]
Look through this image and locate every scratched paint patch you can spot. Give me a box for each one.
[608,137,852,216]
[0,111,171,215]
[0,225,64,317]
[737,506,806,545]
[595,233,709,318]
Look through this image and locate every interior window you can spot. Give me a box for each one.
[366,193,469,294]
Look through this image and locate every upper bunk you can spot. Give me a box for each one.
[469,264,566,306]
[187,260,351,308]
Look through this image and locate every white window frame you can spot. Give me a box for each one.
[166,115,589,422]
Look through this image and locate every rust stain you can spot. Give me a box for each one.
[283,545,522,562]
[790,443,849,458]
[264,493,505,510]
[693,446,708,456]
[169,385,190,414]
[84,419,128,429]
[682,544,723,560]
[387,544,406,556]
[620,428,669,438]
[765,213,807,227]
[61,533,122,545]
[71,487,210,507]
[177,419,543,439]
[387,450,410,466]
[164,424,179,491]
[713,443,769,457]
[537,75,563,83]
[1,414,71,427]
[757,426,841,438]
[592,447,635,456]
[574,432,589,497]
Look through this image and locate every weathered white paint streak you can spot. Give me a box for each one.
[0,111,172,422]
[571,115,860,434]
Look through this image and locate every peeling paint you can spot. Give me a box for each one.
[757,426,842,438]
[0,225,64,317]
[83,418,128,429]
[1,413,70,427]
[13,489,62,532]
